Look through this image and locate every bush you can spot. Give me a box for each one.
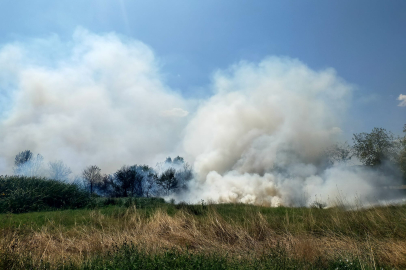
[0,175,90,213]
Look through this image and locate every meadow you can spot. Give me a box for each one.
[1,176,406,269]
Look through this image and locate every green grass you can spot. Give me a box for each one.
[0,198,170,231]
[0,242,389,270]
[1,187,405,269]
[2,201,406,240]
[78,243,380,270]
[1,203,405,269]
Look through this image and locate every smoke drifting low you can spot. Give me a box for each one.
[0,30,403,206]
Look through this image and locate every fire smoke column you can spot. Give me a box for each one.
[0,29,190,175]
[182,57,352,206]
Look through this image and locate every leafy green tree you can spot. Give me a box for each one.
[352,127,400,166]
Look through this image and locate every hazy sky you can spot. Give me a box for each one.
[0,0,405,137]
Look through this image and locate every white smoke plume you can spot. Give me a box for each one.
[0,28,190,175]
[180,58,403,206]
[0,30,403,206]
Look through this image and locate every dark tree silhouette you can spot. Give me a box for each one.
[14,150,33,174]
[83,165,102,195]
[114,165,144,197]
[157,168,178,195]
[15,150,33,166]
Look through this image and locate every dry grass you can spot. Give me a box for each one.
[1,204,406,269]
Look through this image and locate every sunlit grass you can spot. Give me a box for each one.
[1,200,406,269]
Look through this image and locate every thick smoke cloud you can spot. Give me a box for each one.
[0,30,403,206]
[0,29,190,175]
[180,58,403,206]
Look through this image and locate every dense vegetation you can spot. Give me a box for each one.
[0,176,90,214]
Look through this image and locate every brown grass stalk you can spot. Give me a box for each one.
[1,205,406,268]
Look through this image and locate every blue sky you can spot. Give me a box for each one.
[0,0,405,137]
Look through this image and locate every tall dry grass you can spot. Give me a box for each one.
[1,203,406,269]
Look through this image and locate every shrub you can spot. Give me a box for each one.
[0,175,90,213]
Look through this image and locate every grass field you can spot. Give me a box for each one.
[1,198,406,269]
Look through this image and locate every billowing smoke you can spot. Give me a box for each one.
[0,30,403,206]
[179,58,403,206]
[0,28,190,175]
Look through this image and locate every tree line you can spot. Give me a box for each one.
[10,124,406,198]
[12,151,193,198]
[81,156,193,197]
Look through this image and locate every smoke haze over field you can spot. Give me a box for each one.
[0,30,404,206]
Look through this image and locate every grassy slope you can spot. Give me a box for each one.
[2,202,405,239]
[1,201,406,269]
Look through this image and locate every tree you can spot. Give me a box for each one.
[14,150,32,167]
[325,142,353,165]
[139,165,157,198]
[154,156,193,196]
[83,165,102,195]
[14,150,33,174]
[95,174,115,197]
[48,160,72,181]
[174,162,193,191]
[156,168,178,195]
[173,156,184,165]
[114,165,144,197]
[14,152,44,177]
[352,127,400,166]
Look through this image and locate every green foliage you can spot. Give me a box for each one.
[0,176,90,213]
[352,127,400,166]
